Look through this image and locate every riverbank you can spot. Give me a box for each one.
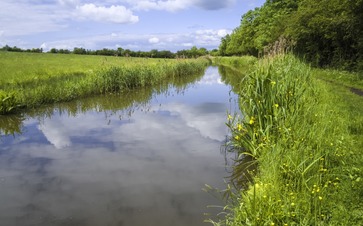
[0,52,210,114]
[213,55,363,225]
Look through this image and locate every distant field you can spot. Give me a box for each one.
[0,52,209,114]
[0,52,167,86]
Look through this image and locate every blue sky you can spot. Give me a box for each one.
[0,0,265,52]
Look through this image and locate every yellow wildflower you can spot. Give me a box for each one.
[271,81,276,85]
[274,104,279,108]
[237,123,243,131]
[234,135,240,140]
[249,116,255,125]
[227,114,232,120]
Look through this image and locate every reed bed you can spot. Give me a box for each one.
[212,54,363,225]
[0,52,209,114]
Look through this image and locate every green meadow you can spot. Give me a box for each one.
[209,54,363,225]
[1,51,362,225]
[0,52,209,114]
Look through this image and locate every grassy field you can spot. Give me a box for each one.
[0,52,209,114]
[211,55,363,225]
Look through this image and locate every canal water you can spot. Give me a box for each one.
[0,66,239,226]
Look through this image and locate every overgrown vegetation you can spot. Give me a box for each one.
[0,52,209,114]
[219,0,363,70]
[211,55,363,225]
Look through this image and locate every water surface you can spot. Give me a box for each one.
[0,66,239,226]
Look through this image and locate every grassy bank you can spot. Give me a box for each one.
[213,56,257,71]
[0,67,206,137]
[213,55,363,225]
[0,52,209,114]
[312,68,363,94]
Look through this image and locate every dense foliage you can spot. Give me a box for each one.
[220,0,363,70]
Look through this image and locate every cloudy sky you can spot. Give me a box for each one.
[0,0,264,52]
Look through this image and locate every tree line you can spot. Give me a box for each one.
[219,0,363,70]
[0,45,218,59]
[0,45,43,53]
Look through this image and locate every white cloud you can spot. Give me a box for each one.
[39,28,230,52]
[40,43,47,49]
[0,1,238,50]
[0,0,69,36]
[128,0,236,12]
[217,29,230,37]
[0,1,139,38]
[132,0,194,12]
[148,37,159,44]
[182,43,193,47]
[76,3,139,24]
[192,29,232,46]
[58,0,79,7]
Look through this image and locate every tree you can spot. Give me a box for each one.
[286,0,363,68]
[197,47,208,56]
[73,47,86,54]
[117,47,124,56]
[219,34,230,56]
[219,0,362,69]
[150,49,158,58]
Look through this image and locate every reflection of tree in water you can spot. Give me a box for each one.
[0,114,24,136]
[218,65,247,95]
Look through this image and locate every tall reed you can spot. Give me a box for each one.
[213,54,362,225]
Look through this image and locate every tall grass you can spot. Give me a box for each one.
[213,56,257,71]
[0,52,209,114]
[1,69,205,136]
[212,54,363,225]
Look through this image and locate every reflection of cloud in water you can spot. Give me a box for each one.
[164,102,227,141]
[38,100,228,150]
[0,102,228,226]
[0,66,236,225]
[198,66,223,85]
[38,118,71,149]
